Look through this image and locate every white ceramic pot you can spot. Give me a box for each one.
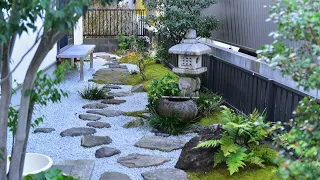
[7,153,53,176]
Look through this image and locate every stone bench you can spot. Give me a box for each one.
[57,45,96,81]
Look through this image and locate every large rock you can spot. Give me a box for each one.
[101,99,126,105]
[81,135,112,148]
[175,124,222,171]
[79,114,101,121]
[87,122,111,129]
[34,128,55,134]
[86,109,124,117]
[60,127,96,137]
[135,136,187,152]
[131,84,145,93]
[117,154,169,168]
[95,147,121,158]
[100,172,131,180]
[122,118,144,129]
[108,92,133,97]
[82,103,108,109]
[141,168,188,180]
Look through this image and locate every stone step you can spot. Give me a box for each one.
[117,153,170,168]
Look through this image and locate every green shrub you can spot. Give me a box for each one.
[78,85,106,100]
[197,93,223,116]
[197,106,271,175]
[24,168,78,180]
[116,36,149,55]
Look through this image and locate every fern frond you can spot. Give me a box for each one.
[220,136,239,156]
[247,156,266,168]
[197,140,220,148]
[226,147,247,175]
[214,150,225,167]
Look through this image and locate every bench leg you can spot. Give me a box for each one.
[71,58,75,68]
[80,58,84,81]
[90,52,93,69]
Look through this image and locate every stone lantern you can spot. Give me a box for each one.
[169,29,211,97]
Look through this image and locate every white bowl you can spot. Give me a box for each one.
[7,153,53,176]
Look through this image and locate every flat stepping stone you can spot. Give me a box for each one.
[103,84,122,89]
[87,122,111,129]
[141,168,188,180]
[90,68,130,84]
[34,128,55,134]
[135,136,187,152]
[81,135,112,148]
[108,92,133,97]
[101,99,126,105]
[95,147,121,158]
[60,127,96,137]
[103,62,120,66]
[109,65,127,69]
[100,172,130,180]
[117,153,169,168]
[79,114,101,121]
[53,160,94,180]
[131,84,145,93]
[86,109,124,117]
[82,103,108,109]
[123,118,144,129]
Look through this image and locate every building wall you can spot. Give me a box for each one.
[74,17,84,45]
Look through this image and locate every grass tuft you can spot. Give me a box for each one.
[78,85,106,100]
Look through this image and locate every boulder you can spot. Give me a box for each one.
[141,168,188,180]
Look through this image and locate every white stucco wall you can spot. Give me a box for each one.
[74,17,83,45]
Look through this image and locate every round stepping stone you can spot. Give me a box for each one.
[141,168,188,180]
[81,135,112,148]
[103,84,122,89]
[86,109,124,117]
[87,122,111,129]
[108,92,133,97]
[101,99,126,105]
[82,103,108,109]
[60,127,96,137]
[79,114,101,121]
[117,153,170,168]
[95,147,121,158]
[135,136,187,152]
[34,128,55,134]
[100,172,130,180]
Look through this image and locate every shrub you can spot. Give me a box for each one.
[116,36,150,55]
[197,93,222,116]
[197,106,272,175]
[78,85,106,100]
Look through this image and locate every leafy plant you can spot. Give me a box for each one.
[197,93,222,116]
[147,74,180,110]
[116,36,130,55]
[155,42,171,65]
[197,106,271,175]
[116,36,150,55]
[24,168,78,180]
[78,85,106,100]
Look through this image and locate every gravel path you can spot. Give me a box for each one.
[7,53,195,180]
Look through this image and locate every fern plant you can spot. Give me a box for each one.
[197,106,270,175]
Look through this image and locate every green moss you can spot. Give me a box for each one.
[188,165,279,180]
[250,144,279,164]
[199,110,223,126]
[123,110,149,117]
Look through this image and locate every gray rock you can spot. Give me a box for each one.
[103,62,120,66]
[87,122,111,129]
[108,92,133,97]
[117,153,170,168]
[101,87,111,93]
[109,64,127,69]
[60,127,96,137]
[131,84,145,93]
[135,136,187,152]
[100,172,130,180]
[79,114,101,121]
[155,133,170,137]
[141,168,188,180]
[101,99,126,105]
[103,84,122,89]
[102,95,115,100]
[81,135,112,148]
[122,118,144,129]
[86,109,124,117]
[82,103,108,109]
[95,147,121,158]
[34,128,55,134]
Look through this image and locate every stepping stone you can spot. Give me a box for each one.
[101,99,126,105]
[123,118,144,129]
[103,84,122,89]
[53,160,94,180]
[103,62,120,66]
[82,103,108,109]
[34,128,55,134]
[109,65,127,69]
[101,87,111,93]
[86,109,124,117]
[155,133,170,137]
[81,135,112,148]
[90,68,130,84]
[102,95,115,100]
[87,122,111,129]
[135,136,187,152]
[60,127,96,137]
[108,92,133,97]
[79,114,101,121]
[95,147,121,158]
[117,153,169,168]
[141,168,188,180]
[131,84,145,93]
[100,172,130,180]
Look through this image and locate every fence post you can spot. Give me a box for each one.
[266,79,275,122]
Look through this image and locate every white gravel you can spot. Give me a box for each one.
[7,53,196,180]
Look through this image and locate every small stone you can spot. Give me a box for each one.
[99,172,130,180]
[155,133,170,137]
[103,84,122,89]
[86,109,124,117]
[131,84,145,93]
[81,135,112,148]
[135,136,187,152]
[108,92,133,97]
[60,127,96,137]
[141,168,188,180]
[95,147,121,158]
[101,87,111,93]
[79,114,101,121]
[101,99,126,105]
[82,103,108,109]
[34,128,55,134]
[87,122,111,128]
[122,118,144,129]
[117,154,169,168]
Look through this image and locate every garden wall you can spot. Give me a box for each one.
[83,38,119,53]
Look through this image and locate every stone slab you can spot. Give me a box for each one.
[81,135,112,148]
[34,128,55,134]
[100,172,131,180]
[79,114,101,121]
[141,168,188,180]
[53,160,95,180]
[60,127,96,137]
[101,99,126,105]
[95,147,121,158]
[135,136,187,152]
[82,103,108,109]
[86,109,124,117]
[117,153,169,168]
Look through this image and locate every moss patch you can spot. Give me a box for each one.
[188,165,278,180]
[123,110,149,117]
[199,110,223,126]
[250,144,279,164]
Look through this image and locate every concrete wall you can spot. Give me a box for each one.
[83,38,118,53]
